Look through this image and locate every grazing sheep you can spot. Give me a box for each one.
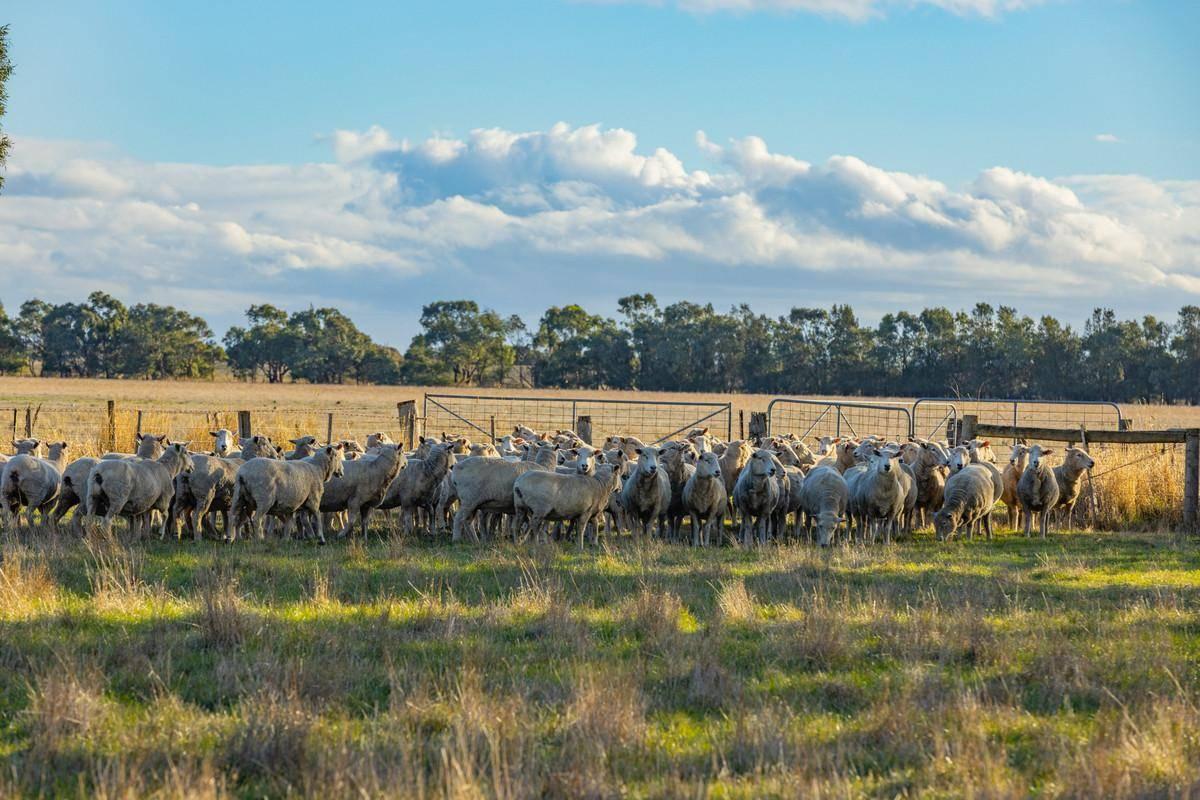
[933,464,995,541]
[1000,444,1030,530]
[965,441,1005,501]
[1053,446,1096,525]
[620,446,671,539]
[732,449,779,547]
[229,443,346,544]
[2,441,70,529]
[319,443,407,538]
[513,460,621,547]
[798,466,848,547]
[88,442,194,538]
[683,451,726,547]
[1018,445,1061,538]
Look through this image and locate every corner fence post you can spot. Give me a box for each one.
[748,412,768,442]
[237,411,252,440]
[961,415,978,443]
[1185,429,1199,533]
[577,415,592,445]
[397,401,417,451]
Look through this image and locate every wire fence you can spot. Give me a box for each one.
[422,393,733,445]
[914,398,1125,442]
[766,399,913,442]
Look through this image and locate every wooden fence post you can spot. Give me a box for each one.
[326,413,334,445]
[237,411,252,440]
[397,401,417,451]
[135,410,143,439]
[739,410,745,440]
[748,412,768,442]
[23,407,32,438]
[576,416,592,445]
[104,400,116,453]
[1185,429,1199,533]
[961,414,978,443]
[490,415,497,444]
[10,409,17,444]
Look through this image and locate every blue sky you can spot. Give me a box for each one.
[1,0,1198,344]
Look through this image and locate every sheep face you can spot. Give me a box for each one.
[634,446,662,478]
[748,449,776,479]
[696,451,722,480]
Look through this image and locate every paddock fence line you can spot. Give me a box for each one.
[422,393,733,446]
[963,416,1200,533]
[915,398,1126,444]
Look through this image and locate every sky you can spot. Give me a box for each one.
[0,0,1197,347]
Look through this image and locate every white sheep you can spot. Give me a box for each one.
[229,443,346,544]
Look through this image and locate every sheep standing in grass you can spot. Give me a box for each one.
[2,441,70,530]
[1017,445,1060,538]
[513,457,621,547]
[1000,443,1030,531]
[1053,446,1096,526]
[620,446,671,539]
[733,449,779,548]
[229,443,345,544]
[319,443,407,539]
[683,451,726,547]
[451,454,552,542]
[850,448,907,544]
[378,443,455,535]
[933,464,995,541]
[661,441,698,541]
[798,466,848,547]
[56,433,166,532]
[88,442,194,538]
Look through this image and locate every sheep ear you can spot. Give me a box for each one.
[982,440,990,447]
[157,435,167,443]
[635,447,644,455]
[1043,448,1055,455]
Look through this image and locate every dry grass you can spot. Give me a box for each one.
[0,526,1198,797]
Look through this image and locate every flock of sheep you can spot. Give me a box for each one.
[0,422,1098,547]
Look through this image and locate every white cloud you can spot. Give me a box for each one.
[586,0,1043,21]
[1094,133,1123,144]
[0,123,1196,344]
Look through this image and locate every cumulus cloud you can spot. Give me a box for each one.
[0,122,1196,344]
[584,0,1043,21]
[1094,133,1123,144]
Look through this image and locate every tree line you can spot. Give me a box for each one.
[1,292,1197,404]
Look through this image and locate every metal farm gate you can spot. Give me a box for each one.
[766,398,913,442]
[422,393,733,445]
[913,397,1126,443]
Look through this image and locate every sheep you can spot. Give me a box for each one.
[603,435,646,460]
[850,448,907,544]
[1,441,70,529]
[285,436,320,461]
[173,434,278,541]
[102,433,166,460]
[319,443,407,538]
[842,463,869,541]
[732,448,779,547]
[87,442,194,538]
[1053,446,1096,526]
[718,439,754,522]
[209,429,239,458]
[683,451,726,547]
[339,439,367,460]
[619,446,671,539]
[661,441,699,540]
[378,443,455,535]
[815,440,857,473]
[469,442,500,458]
[10,438,45,457]
[964,441,1005,501]
[767,451,791,540]
[933,464,995,541]
[512,460,621,547]
[1018,445,1061,538]
[798,466,848,547]
[229,443,346,544]
[906,440,947,529]
[1000,443,1030,530]
[496,435,524,458]
[450,456,550,542]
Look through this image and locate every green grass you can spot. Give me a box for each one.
[1,527,1199,798]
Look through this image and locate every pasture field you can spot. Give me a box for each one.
[1,526,1199,798]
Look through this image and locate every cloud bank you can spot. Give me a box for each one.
[1,122,1197,343]
[580,0,1045,22]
